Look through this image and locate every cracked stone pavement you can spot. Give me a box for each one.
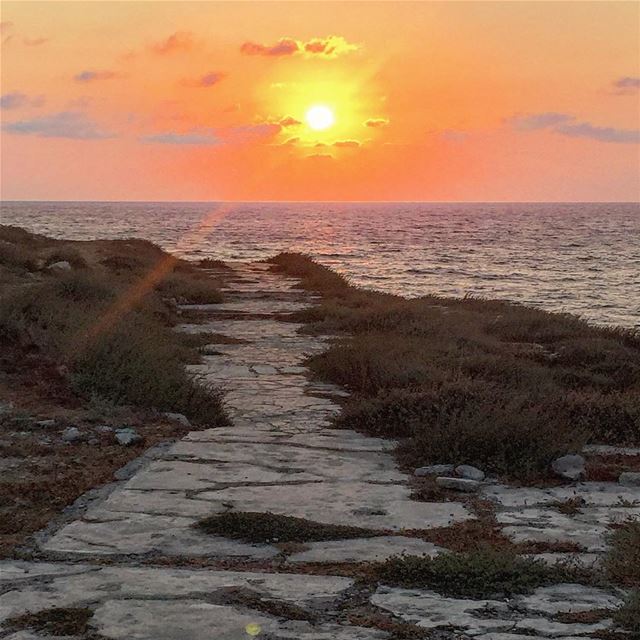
[0,263,634,639]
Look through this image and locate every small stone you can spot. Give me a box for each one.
[619,472,640,488]
[115,428,142,446]
[95,425,113,433]
[61,426,82,442]
[47,260,72,271]
[435,477,481,492]
[551,454,586,481]
[35,419,56,428]
[0,401,14,415]
[455,464,485,481]
[415,464,455,477]
[163,412,191,427]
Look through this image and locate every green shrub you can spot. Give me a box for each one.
[155,272,223,304]
[605,520,640,587]
[373,549,570,599]
[195,512,383,543]
[44,247,87,269]
[268,252,350,294]
[614,590,640,633]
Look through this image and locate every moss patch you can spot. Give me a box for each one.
[195,511,384,543]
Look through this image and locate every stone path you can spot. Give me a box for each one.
[0,263,633,639]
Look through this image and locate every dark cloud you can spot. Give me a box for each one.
[151,31,195,55]
[510,112,639,144]
[183,72,226,88]
[241,38,299,57]
[509,112,574,130]
[611,76,640,95]
[2,111,114,139]
[74,70,120,83]
[364,118,389,128]
[307,153,333,160]
[0,92,45,110]
[555,121,639,144]
[281,137,300,146]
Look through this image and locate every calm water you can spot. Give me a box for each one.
[1,201,639,327]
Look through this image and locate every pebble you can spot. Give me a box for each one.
[115,428,143,446]
[163,412,191,427]
[46,260,72,271]
[618,472,640,488]
[61,426,82,442]
[455,464,485,481]
[551,454,585,481]
[415,464,455,477]
[435,477,481,492]
[35,419,56,428]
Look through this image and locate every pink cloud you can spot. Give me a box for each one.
[240,38,299,57]
[183,72,226,88]
[23,36,48,46]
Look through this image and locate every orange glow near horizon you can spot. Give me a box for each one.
[0,1,639,201]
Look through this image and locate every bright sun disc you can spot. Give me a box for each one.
[306,105,334,130]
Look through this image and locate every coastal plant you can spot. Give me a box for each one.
[613,590,640,634]
[195,511,384,543]
[605,520,640,586]
[270,253,640,482]
[372,549,567,599]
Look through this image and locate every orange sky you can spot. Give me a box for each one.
[1,1,639,201]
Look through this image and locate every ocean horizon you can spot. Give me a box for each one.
[2,200,639,327]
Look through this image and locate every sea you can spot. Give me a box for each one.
[1,201,638,327]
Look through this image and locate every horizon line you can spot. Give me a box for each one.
[2,199,639,205]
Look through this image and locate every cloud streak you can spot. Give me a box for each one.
[183,72,226,88]
[510,112,639,144]
[0,92,45,110]
[241,35,358,58]
[151,31,195,55]
[611,76,640,95]
[141,123,282,147]
[2,111,114,139]
[74,70,120,83]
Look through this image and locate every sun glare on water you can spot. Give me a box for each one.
[306,105,335,131]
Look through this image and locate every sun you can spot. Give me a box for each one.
[306,105,335,131]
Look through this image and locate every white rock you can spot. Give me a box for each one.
[61,426,82,442]
[163,412,191,427]
[552,455,585,481]
[46,260,71,271]
[436,477,480,492]
[619,472,640,487]
[35,419,56,428]
[115,428,142,446]
[414,464,454,477]
[455,464,485,481]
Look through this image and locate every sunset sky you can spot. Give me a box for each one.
[1,1,639,201]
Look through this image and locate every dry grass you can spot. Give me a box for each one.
[269,253,640,481]
[0,226,230,556]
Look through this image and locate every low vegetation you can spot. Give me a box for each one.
[195,511,384,543]
[614,590,640,634]
[269,253,640,481]
[0,226,229,556]
[0,226,227,424]
[3,607,96,636]
[371,549,580,599]
[605,520,640,587]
